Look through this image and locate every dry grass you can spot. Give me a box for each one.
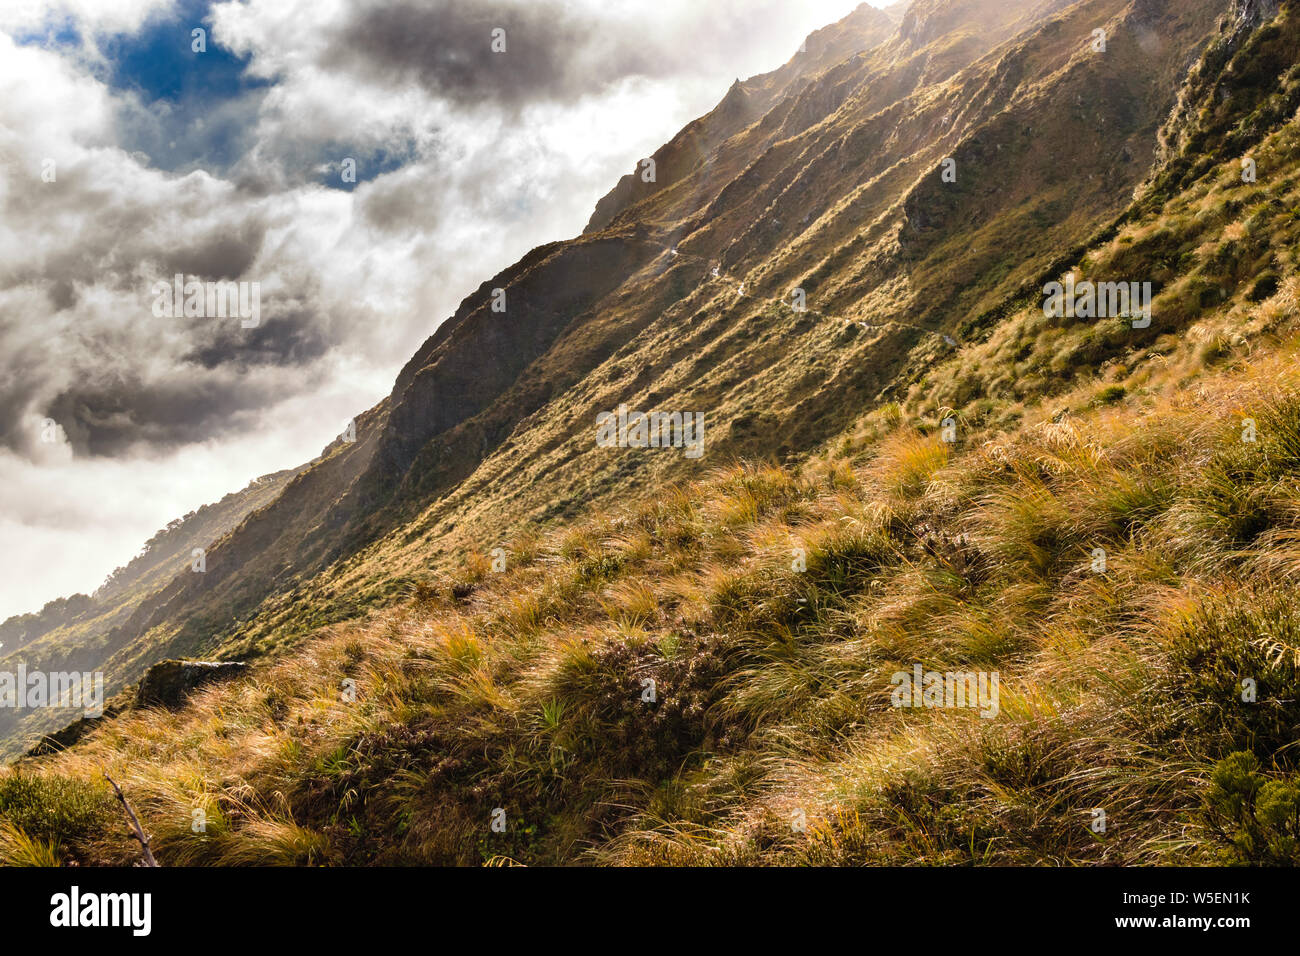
[5,342,1300,865]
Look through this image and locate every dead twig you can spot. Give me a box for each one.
[103,773,159,867]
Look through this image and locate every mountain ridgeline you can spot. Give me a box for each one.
[6,0,1300,867]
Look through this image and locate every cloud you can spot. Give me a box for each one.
[320,0,651,110]
[0,0,869,619]
[316,0,866,112]
[0,0,175,40]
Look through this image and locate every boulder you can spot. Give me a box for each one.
[135,660,248,709]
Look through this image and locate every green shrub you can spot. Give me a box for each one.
[1092,384,1127,406]
[0,773,115,858]
[1203,751,1300,864]
[1165,590,1300,760]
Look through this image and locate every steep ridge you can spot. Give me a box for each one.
[0,0,1235,757]
[584,2,901,234]
[589,0,1083,240]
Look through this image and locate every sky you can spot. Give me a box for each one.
[0,0,881,621]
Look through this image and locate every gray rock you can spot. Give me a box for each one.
[135,660,249,709]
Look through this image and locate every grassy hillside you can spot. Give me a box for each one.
[11,342,1300,864]
[8,0,1300,864]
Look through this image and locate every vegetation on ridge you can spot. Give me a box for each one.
[5,0,1300,867]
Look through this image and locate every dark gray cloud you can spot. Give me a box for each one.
[321,0,812,110]
[0,156,269,293]
[157,222,266,281]
[0,169,325,457]
[182,307,332,371]
[323,0,649,108]
[0,305,333,457]
[42,369,278,457]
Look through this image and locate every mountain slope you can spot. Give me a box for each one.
[0,0,1093,755]
[5,0,1300,866]
[0,0,1238,756]
[299,0,1226,630]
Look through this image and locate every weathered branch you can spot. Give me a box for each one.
[103,773,159,867]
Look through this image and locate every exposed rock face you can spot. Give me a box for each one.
[1233,0,1281,35]
[135,660,249,709]
[1151,0,1289,177]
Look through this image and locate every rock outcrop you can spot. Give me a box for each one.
[135,660,249,709]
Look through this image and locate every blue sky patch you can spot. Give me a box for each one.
[14,0,416,187]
